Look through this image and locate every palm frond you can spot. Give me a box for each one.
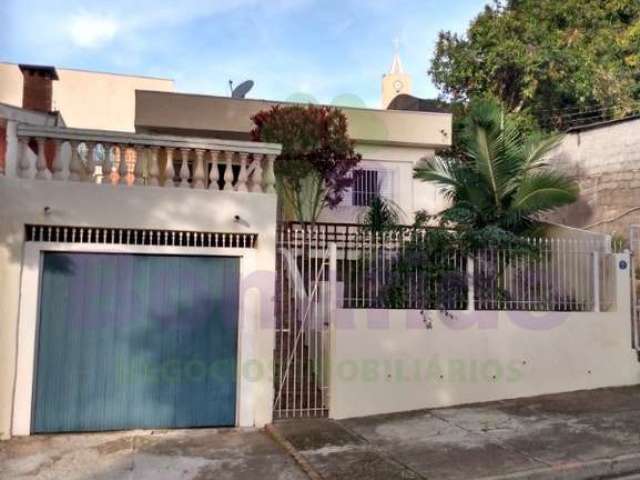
[496,123,525,175]
[519,133,564,173]
[462,103,511,209]
[512,172,578,214]
[414,156,465,192]
[415,98,575,234]
[469,125,500,203]
[359,195,405,232]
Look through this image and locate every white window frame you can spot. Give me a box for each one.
[343,162,394,208]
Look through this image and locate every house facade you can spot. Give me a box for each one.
[134,90,452,224]
[1,59,453,224]
[2,61,636,441]
[0,61,451,439]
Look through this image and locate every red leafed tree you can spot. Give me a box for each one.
[251,104,361,222]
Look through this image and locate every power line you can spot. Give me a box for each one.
[529,100,639,115]
[558,102,640,119]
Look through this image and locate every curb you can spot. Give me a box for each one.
[264,424,325,480]
[479,452,640,480]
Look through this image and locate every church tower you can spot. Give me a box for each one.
[381,50,412,108]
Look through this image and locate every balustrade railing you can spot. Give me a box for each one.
[12,124,280,192]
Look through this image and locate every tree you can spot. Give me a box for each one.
[414,99,578,234]
[359,196,404,233]
[357,180,405,233]
[430,0,640,130]
[251,104,361,222]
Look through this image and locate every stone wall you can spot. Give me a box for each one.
[547,117,640,240]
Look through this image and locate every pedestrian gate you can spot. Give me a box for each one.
[274,228,335,418]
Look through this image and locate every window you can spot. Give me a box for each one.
[350,168,392,207]
[352,169,378,206]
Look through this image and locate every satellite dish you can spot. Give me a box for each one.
[231,80,254,99]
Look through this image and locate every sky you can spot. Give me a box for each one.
[1,0,488,108]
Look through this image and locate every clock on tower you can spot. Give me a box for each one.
[382,50,412,108]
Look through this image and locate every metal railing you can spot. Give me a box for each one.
[474,239,611,311]
[272,224,619,418]
[277,223,614,313]
[630,225,640,353]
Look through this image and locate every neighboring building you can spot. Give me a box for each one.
[381,52,412,109]
[547,116,640,238]
[0,62,175,131]
[0,63,175,179]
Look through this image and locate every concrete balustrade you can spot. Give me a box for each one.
[12,124,280,193]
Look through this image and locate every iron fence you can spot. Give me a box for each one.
[474,239,611,311]
[277,223,613,313]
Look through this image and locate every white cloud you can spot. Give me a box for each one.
[68,13,119,48]
[62,0,309,50]
[4,0,485,107]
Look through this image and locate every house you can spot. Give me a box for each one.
[1,60,636,441]
[546,115,640,239]
[0,66,280,439]
[134,89,452,223]
[1,58,452,222]
[0,58,452,439]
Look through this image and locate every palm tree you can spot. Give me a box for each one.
[358,184,405,233]
[414,100,578,234]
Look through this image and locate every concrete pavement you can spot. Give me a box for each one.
[273,386,640,479]
[4,386,640,479]
[0,428,307,480]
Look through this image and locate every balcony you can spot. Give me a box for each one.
[10,124,280,192]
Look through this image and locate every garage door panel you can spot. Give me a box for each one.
[33,253,239,433]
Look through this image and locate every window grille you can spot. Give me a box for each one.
[348,167,393,207]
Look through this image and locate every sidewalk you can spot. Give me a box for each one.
[0,428,307,480]
[3,386,640,479]
[271,386,640,480]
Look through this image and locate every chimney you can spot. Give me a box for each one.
[18,64,59,113]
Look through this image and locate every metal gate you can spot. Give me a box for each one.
[34,252,239,433]
[274,227,335,418]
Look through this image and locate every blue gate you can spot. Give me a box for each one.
[33,252,239,433]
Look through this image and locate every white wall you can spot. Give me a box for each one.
[135,91,453,149]
[0,177,277,439]
[318,144,448,224]
[0,63,23,107]
[329,253,639,419]
[0,63,175,132]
